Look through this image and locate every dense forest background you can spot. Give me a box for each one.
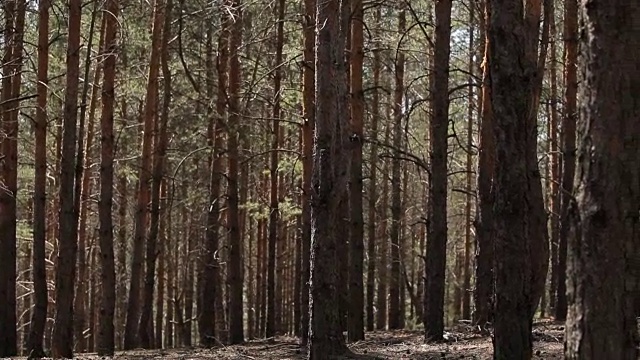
[0,0,638,359]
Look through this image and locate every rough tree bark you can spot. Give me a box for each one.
[52,0,82,355]
[565,1,640,358]
[308,0,350,356]
[96,0,119,353]
[424,0,452,341]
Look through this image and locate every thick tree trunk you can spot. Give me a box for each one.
[52,0,82,355]
[565,1,640,358]
[488,0,542,356]
[96,0,119,353]
[424,0,452,341]
[308,0,350,356]
[26,0,50,356]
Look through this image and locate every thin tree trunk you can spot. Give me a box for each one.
[366,18,381,331]
[388,8,405,331]
[73,6,101,351]
[52,0,82,355]
[266,0,285,337]
[547,4,559,315]
[26,0,50,355]
[96,0,119,353]
[473,0,494,328]
[139,0,172,347]
[227,0,245,344]
[462,0,475,320]
[124,0,164,349]
[347,0,365,341]
[198,7,227,347]
[376,119,391,331]
[300,0,315,344]
[155,181,167,348]
[555,0,577,321]
[424,0,452,341]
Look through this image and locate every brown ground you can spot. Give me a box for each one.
[42,321,565,359]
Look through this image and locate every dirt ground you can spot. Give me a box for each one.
[48,321,565,359]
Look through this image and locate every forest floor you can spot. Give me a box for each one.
[34,320,565,359]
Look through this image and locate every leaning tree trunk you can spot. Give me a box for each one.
[124,0,163,350]
[565,1,640,358]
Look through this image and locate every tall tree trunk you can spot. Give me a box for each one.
[300,0,315,343]
[198,7,227,347]
[74,6,101,351]
[124,0,164,349]
[366,16,381,331]
[96,0,119,353]
[555,0,577,321]
[462,0,475,321]
[227,0,245,344]
[26,0,50,356]
[155,182,167,348]
[266,0,285,337]
[308,0,350,356]
[547,4,559,315]
[565,2,640,358]
[52,0,82,355]
[376,118,391,331]
[0,2,25,356]
[488,0,544,356]
[388,8,405,331]
[473,0,494,328]
[424,0,452,341]
[347,0,365,341]
[139,0,172,347]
